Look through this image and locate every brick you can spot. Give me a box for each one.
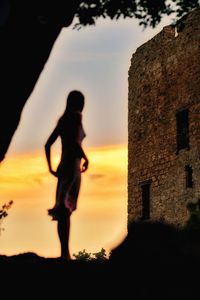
[128,8,200,227]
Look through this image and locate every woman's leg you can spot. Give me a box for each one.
[47,180,61,218]
[57,209,71,259]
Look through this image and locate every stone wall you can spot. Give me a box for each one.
[128,8,200,227]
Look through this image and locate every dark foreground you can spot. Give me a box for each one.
[1,222,200,298]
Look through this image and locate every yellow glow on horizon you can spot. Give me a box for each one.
[0,145,127,257]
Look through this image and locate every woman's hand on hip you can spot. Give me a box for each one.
[81,159,89,173]
[50,169,58,177]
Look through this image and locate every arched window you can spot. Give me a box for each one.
[176,109,189,153]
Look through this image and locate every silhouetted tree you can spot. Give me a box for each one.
[0,1,199,162]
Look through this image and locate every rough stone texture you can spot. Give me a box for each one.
[128,8,200,227]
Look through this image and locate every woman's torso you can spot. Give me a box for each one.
[58,111,86,165]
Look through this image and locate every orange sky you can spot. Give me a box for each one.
[0,145,127,258]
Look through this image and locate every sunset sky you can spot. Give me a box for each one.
[0,14,173,257]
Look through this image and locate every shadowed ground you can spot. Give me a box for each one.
[1,221,200,297]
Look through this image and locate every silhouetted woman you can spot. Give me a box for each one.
[45,90,89,259]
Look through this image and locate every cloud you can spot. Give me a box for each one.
[32,172,49,186]
[87,174,105,181]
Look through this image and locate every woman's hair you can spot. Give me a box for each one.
[65,90,85,113]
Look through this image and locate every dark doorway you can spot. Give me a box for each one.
[141,181,151,220]
[185,165,193,188]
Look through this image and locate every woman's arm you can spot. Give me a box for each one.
[72,113,89,172]
[77,145,89,173]
[45,124,60,177]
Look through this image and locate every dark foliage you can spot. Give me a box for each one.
[74,1,200,29]
[185,198,200,230]
[0,201,13,234]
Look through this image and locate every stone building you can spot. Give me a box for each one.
[128,8,200,227]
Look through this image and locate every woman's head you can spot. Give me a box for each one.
[66,90,85,113]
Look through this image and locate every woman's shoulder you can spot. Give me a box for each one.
[58,112,82,128]
[57,116,64,128]
[70,111,82,124]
